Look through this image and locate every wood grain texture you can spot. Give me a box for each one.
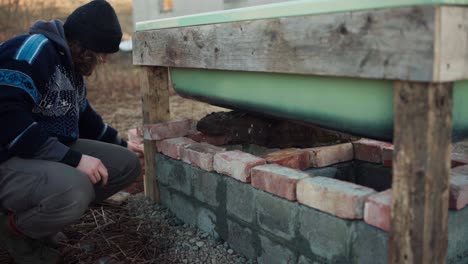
[390,81,452,264]
[134,6,437,81]
[433,6,468,82]
[140,67,170,202]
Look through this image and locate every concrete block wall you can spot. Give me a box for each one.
[143,120,468,263]
[156,154,468,263]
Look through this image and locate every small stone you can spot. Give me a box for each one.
[189,238,196,243]
[182,260,188,264]
[192,246,200,251]
[223,242,229,248]
[196,241,205,247]
[185,231,193,236]
[228,249,234,254]
[199,232,209,239]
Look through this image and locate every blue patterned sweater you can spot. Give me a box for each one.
[0,20,125,167]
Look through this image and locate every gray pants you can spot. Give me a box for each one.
[0,139,141,239]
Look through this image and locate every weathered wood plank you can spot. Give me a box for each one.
[433,6,468,82]
[390,81,452,264]
[134,6,438,81]
[140,67,170,202]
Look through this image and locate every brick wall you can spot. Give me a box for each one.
[138,120,468,263]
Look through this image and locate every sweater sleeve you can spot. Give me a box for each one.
[78,99,127,147]
[0,80,82,167]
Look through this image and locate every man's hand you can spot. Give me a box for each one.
[76,154,109,185]
[127,141,144,157]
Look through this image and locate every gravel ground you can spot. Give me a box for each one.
[126,193,254,264]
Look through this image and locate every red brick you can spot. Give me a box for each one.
[251,164,311,201]
[180,143,226,171]
[297,177,376,219]
[213,150,266,182]
[264,148,310,170]
[125,181,144,194]
[451,153,468,168]
[449,172,468,210]
[382,145,394,167]
[352,138,392,163]
[364,189,392,232]
[143,119,196,140]
[127,128,144,144]
[186,131,231,146]
[156,137,197,160]
[305,143,353,168]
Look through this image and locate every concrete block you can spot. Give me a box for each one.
[449,172,468,210]
[256,190,298,240]
[251,164,310,201]
[297,177,376,219]
[452,153,468,168]
[186,131,231,146]
[257,235,297,264]
[143,119,196,140]
[353,138,392,163]
[306,143,353,167]
[447,207,468,264]
[159,184,172,208]
[298,205,352,262]
[156,154,176,185]
[166,162,192,195]
[180,142,226,171]
[214,150,266,182]
[157,137,197,160]
[197,207,219,240]
[127,128,143,144]
[227,220,257,259]
[382,145,394,167]
[264,148,311,170]
[297,255,325,264]
[364,189,392,232]
[191,167,221,207]
[351,221,389,264]
[226,177,255,223]
[169,193,197,226]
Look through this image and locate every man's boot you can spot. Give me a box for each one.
[0,213,61,264]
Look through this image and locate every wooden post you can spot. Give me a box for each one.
[390,81,453,264]
[140,66,170,202]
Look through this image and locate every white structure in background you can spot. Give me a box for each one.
[124,0,292,52]
[132,0,293,23]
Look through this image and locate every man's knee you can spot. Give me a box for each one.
[40,176,94,222]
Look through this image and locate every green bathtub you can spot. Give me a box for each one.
[171,69,468,141]
[135,0,468,141]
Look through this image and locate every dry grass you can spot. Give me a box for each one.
[0,0,224,138]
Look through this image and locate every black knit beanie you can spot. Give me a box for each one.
[64,0,122,53]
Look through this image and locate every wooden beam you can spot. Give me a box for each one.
[433,6,468,82]
[134,6,438,82]
[390,81,453,264]
[140,67,170,202]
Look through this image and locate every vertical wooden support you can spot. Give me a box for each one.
[390,81,453,264]
[140,66,170,202]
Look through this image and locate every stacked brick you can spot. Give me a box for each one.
[139,119,468,229]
